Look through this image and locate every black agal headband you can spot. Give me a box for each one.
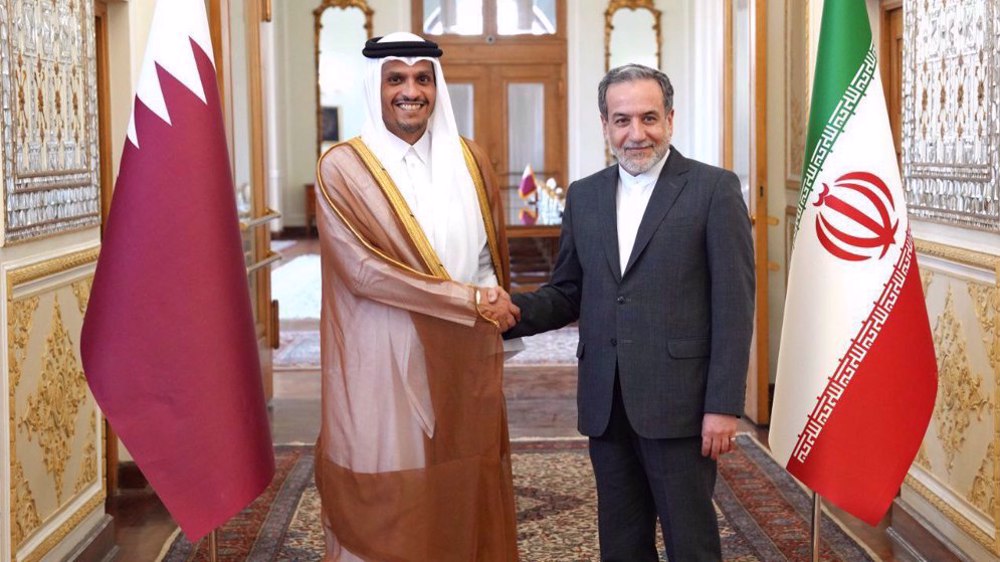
[362,37,443,59]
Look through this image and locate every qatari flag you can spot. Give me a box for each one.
[770,0,937,525]
[81,0,274,541]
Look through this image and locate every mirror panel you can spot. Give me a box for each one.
[604,1,661,72]
[423,0,484,35]
[448,83,475,138]
[497,0,557,36]
[316,0,374,156]
[507,83,545,175]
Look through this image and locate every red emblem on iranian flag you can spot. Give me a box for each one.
[814,171,899,261]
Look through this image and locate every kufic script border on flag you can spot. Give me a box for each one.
[794,48,879,239]
[790,234,915,463]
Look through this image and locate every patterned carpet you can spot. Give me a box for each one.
[161,436,874,561]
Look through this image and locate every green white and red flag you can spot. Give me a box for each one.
[770,0,937,526]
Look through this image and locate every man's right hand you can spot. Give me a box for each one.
[477,286,520,331]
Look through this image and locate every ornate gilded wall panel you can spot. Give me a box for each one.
[931,286,990,473]
[7,248,103,559]
[906,241,1000,556]
[0,0,101,244]
[902,0,1000,231]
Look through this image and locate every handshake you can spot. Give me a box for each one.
[476,286,521,331]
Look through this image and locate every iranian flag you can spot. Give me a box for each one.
[770,0,937,526]
[81,0,274,541]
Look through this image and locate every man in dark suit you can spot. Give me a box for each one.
[500,64,755,560]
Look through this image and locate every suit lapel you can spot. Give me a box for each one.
[623,148,690,277]
[597,166,623,282]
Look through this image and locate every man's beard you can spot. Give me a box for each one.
[610,140,669,175]
[395,120,427,135]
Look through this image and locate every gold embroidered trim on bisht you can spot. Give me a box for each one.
[460,138,504,286]
[346,137,449,279]
[315,140,442,281]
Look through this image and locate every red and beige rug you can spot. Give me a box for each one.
[161,436,875,561]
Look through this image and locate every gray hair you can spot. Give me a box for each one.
[598,64,674,119]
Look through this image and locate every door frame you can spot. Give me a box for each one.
[723,0,769,424]
[209,0,279,399]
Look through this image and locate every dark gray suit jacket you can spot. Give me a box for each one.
[507,148,755,439]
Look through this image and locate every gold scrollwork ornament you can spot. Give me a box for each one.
[18,297,89,505]
[931,287,990,472]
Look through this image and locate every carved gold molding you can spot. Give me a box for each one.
[71,278,92,317]
[7,248,99,556]
[967,280,1000,538]
[968,440,997,518]
[10,457,42,549]
[9,295,40,548]
[920,267,934,297]
[906,474,998,553]
[603,0,662,72]
[73,412,98,496]
[915,239,1000,281]
[8,297,40,392]
[914,443,932,471]
[18,297,89,506]
[5,247,102,298]
[931,287,990,472]
[21,490,106,562]
[968,282,1000,379]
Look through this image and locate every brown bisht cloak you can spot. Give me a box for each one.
[314,136,518,561]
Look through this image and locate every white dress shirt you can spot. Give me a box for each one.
[616,150,670,274]
[380,131,496,286]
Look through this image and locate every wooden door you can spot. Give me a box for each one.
[94,0,118,498]
[725,0,769,424]
[443,63,566,227]
[210,0,280,399]
[881,1,903,170]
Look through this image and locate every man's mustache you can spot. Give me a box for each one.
[394,95,427,104]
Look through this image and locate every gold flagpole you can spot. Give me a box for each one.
[811,493,822,562]
[209,529,219,562]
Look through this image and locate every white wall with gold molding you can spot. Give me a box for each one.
[3,247,104,562]
[0,0,110,560]
[899,242,1000,560]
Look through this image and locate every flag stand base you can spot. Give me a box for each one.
[812,493,821,562]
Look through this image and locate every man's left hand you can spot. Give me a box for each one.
[700,413,738,460]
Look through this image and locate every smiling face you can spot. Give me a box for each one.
[380,59,437,145]
[601,78,673,176]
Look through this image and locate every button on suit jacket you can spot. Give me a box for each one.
[507,148,755,439]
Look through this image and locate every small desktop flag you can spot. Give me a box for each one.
[518,164,538,200]
[518,206,538,225]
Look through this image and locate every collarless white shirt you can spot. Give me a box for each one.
[379,131,496,286]
[616,149,670,273]
[383,132,434,237]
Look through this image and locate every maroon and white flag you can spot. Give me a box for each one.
[81,0,274,540]
[770,0,937,526]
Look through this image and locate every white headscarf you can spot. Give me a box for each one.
[360,32,487,285]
